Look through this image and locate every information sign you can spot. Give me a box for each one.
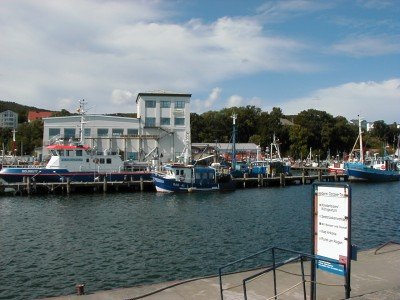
[313,184,351,276]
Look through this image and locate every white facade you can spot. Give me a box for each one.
[136,91,191,163]
[0,110,18,128]
[42,91,191,163]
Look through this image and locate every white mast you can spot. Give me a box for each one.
[77,99,87,145]
[358,115,364,163]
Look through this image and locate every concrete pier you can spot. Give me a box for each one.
[46,242,400,300]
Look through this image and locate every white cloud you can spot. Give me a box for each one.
[0,0,313,113]
[191,87,222,113]
[333,35,400,57]
[226,95,243,107]
[279,79,400,123]
[111,89,134,105]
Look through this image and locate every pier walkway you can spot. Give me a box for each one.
[47,242,400,300]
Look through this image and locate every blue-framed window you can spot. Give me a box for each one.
[97,128,109,137]
[127,152,138,160]
[64,128,76,139]
[175,101,185,108]
[49,128,60,138]
[161,101,170,108]
[127,129,138,135]
[161,117,170,125]
[145,117,156,127]
[112,128,124,136]
[84,128,91,137]
[145,100,156,108]
[174,118,185,126]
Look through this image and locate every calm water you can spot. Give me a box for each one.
[1,182,399,299]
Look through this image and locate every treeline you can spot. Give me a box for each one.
[191,106,399,159]
[1,101,398,157]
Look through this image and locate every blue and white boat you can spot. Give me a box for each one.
[345,117,400,182]
[151,164,220,192]
[0,100,151,184]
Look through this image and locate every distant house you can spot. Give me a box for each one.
[28,111,53,122]
[0,110,18,128]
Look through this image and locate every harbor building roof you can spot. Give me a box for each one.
[136,91,192,103]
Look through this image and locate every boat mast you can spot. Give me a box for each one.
[231,113,237,170]
[358,115,364,163]
[77,99,87,145]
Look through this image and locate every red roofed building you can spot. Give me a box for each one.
[28,111,53,122]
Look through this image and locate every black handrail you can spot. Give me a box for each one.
[218,246,348,300]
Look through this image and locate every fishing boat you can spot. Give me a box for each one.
[345,117,400,182]
[151,163,221,192]
[0,100,151,183]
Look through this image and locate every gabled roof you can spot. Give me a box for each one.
[28,111,53,121]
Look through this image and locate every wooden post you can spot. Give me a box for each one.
[243,173,247,188]
[261,174,264,187]
[334,173,337,182]
[103,176,107,193]
[26,176,31,195]
[280,173,285,187]
[140,176,144,191]
[258,174,261,187]
[302,171,305,185]
[318,170,322,181]
[66,178,71,194]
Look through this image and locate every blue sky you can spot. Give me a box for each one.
[0,0,399,122]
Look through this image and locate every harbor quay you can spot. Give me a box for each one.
[0,167,347,196]
[45,242,400,300]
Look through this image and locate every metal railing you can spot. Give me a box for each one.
[218,246,349,300]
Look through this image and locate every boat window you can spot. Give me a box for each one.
[175,170,179,175]
[51,150,58,156]
[76,150,83,156]
[57,150,64,156]
[180,170,184,176]
[106,158,112,164]
[66,150,72,157]
[86,159,89,162]
[100,158,105,164]
[195,173,201,180]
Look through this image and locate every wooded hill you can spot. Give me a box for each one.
[0,100,53,123]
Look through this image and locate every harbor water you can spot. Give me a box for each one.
[1,182,399,300]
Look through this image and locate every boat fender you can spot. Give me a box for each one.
[380,165,385,170]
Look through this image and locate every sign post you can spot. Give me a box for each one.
[311,183,352,299]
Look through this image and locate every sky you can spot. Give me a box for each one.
[0,0,399,123]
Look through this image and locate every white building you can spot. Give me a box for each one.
[42,91,191,163]
[0,110,18,128]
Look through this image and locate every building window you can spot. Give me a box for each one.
[174,117,185,126]
[84,128,91,137]
[127,129,138,135]
[145,117,156,127]
[97,128,109,137]
[145,100,156,108]
[106,158,112,164]
[161,118,170,125]
[127,152,138,160]
[161,101,170,108]
[76,150,83,156]
[64,128,76,139]
[49,128,60,138]
[112,129,124,136]
[175,101,185,108]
